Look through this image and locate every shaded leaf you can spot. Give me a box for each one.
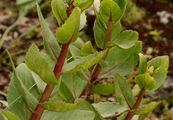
[61,72,88,98]
[115,74,135,108]
[80,41,95,56]
[58,80,75,102]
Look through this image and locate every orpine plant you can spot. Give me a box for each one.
[0,0,169,120]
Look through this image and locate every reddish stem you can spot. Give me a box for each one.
[30,43,70,120]
[30,2,74,119]
[124,87,146,120]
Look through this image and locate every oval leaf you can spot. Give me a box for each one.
[113,30,138,49]
[147,56,169,90]
[51,0,67,25]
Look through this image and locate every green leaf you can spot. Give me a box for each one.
[135,73,156,90]
[74,0,94,11]
[113,0,127,14]
[139,53,147,74]
[113,30,138,49]
[99,0,122,23]
[92,84,115,95]
[93,102,127,118]
[63,50,107,73]
[41,110,95,120]
[61,72,87,98]
[51,0,67,25]
[93,0,122,49]
[104,42,141,76]
[37,4,60,61]
[133,101,161,115]
[58,80,75,102]
[56,7,81,44]
[80,41,95,56]
[41,101,77,112]
[93,13,106,49]
[115,74,135,108]
[1,110,20,120]
[76,99,103,120]
[7,64,40,120]
[147,56,169,90]
[25,44,57,84]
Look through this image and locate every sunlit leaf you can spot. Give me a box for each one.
[63,50,107,73]
[56,7,81,44]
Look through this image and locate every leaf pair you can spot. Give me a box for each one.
[137,54,169,90]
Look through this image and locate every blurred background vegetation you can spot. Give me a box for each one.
[0,0,173,119]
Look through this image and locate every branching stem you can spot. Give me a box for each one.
[124,86,146,120]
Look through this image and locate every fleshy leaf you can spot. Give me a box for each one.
[41,101,77,112]
[56,7,81,44]
[74,0,94,11]
[133,101,161,115]
[147,56,169,90]
[25,44,57,84]
[51,0,67,25]
[115,74,135,108]
[37,4,60,61]
[113,30,138,49]
[63,50,107,73]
